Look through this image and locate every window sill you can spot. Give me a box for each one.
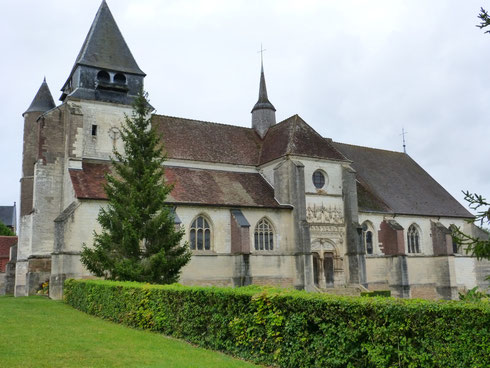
[191,250,217,256]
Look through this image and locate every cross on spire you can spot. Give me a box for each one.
[258,44,266,66]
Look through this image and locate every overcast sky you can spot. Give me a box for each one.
[1,0,489,215]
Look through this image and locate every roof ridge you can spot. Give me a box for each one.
[153,113,253,131]
[165,165,259,175]
[333,141,405,155]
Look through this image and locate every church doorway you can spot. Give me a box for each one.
[324,252,334,286]
[312,251,335,288]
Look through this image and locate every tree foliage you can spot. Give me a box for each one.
[477,7,490,32]
[452,191,490,262]
[0,221,14,236]
[80,91,191,284]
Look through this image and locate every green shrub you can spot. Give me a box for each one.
[65,279,490,367]
[361,290,391,297]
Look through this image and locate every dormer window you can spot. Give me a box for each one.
[114,73,126,85]
[97,70,110,83]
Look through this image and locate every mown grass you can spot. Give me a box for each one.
[0,296,259,368]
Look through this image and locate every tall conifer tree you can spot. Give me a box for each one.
[81,91,191,283]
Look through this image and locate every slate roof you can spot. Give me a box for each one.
[62,1,145,92]
[251,63,276,112]
[152,114,346,166]
[24,78,55,116]
[332,142,472,218]
[70,162,287,209]
[0,205,16,228]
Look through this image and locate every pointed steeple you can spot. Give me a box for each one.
[251,55,276,138]
[23,78,56,116]
[251,61,276,113]
[60,0,145,104]
[73,0,144,75]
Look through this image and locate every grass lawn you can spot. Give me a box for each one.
[0,296,259,368]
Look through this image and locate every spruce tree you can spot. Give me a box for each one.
[81,91,191,284]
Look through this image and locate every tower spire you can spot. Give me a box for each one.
[60,0,145,104]
[251,46,276,138]
[23,78,55,116]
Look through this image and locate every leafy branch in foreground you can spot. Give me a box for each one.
[477,7,490,33]
[452,191,490,262]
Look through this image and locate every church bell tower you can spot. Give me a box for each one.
[60,0,145,105]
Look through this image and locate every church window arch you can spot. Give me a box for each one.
[254,218,274,251]
[407,224,421,253]
[97,70,110,83]
[114,73,127,85]
[189,215,212,251]
[362,221,375,255]
[312,170,326,189]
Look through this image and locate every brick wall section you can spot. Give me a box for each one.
[379,220,405,255]
[431,221,453,256]
[230,212,250,254]
[0,236,17,272]
[20,177,34,217]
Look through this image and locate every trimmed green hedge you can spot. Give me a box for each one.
[361,290,391,297]
[64,279,490,367]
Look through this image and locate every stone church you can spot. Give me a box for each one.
[15,1,489,300]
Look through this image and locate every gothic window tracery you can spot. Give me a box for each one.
[407,224,421,253]
[254,218,274,251]
[190,215,211,251]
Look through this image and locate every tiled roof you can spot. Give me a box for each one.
[260,115,346,164]
[165,166,285,208]
[333,142,472,218]
[70,162,287,209]
[152,115,262,166]
[70,162,110,200]
[0,236,17,257]
[153,114,346,166]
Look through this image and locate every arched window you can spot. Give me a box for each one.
[114,73,127,84]
[312,170,326,189]
[362,221,374,255]
[254,218,274,251]
[97,70,110,83]
[407,224,420,253]
[190,215,211,251]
